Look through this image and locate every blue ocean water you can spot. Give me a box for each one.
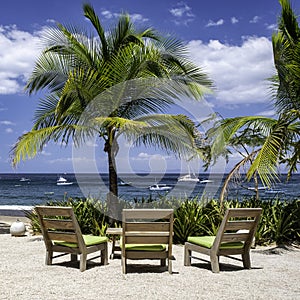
[0,173,299,207]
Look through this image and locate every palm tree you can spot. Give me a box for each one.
[11,4,213,220]
[202,0,300,203]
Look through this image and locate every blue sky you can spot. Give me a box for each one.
[0,0,298,174]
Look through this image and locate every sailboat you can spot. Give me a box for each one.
[177,166,199,183]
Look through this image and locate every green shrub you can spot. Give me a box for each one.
[26,197,111,236]
[26,195,300,246]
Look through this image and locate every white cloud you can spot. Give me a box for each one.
[0,120,15,126]
[132,152,171,161]
[48,157,73,164]
[46,19,56,24]
[206,19,224,27]
[130,14,149,23]
[250,16,260,24]
[257,109,276,117]
[0,25,42,94]
[40,150,51,156]
[101,10,148,23]
[170,2,193,17]
[101,10,115,19]
[169,2,195,25]
[267,23,277,31]
[231,17,239,24]
[187,36,275,106]
[5,128,13,133]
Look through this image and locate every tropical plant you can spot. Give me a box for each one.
[200,0,300,196]
[12,3,212,221]
[27,198,110,236]
[26,196,299,246]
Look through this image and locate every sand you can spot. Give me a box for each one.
[0,219,299,300]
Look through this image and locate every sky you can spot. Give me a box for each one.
[0,0,298,174]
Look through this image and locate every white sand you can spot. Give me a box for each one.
[0,230,299,300]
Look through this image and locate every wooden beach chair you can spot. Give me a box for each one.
[35,206,108,272]
[184,208,262,273]
[121,209,174,274]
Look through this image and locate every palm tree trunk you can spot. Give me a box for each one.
[105,137,120,223]
[253,171,260,201]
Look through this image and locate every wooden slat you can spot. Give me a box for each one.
[126,251,167,259]
[47,232,78,243]
[125,231,170,237]
[221,233,249,243]
[227,208,262,218]
[42,219,75,231]
[123,209,173,220]
[36,206,72,217]
[125,236,169,244]
[225,220,254,231]
[125,222,170,232]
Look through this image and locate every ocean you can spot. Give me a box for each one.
[0,173,299,210]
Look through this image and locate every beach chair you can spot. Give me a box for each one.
[35,206,108,272]
[184,208,262,273]
[121,209,174,274]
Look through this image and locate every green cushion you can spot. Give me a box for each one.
[54,235,108,248]
[121,243,166,251]
[187,236,244,249]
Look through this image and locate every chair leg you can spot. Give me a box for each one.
[46,250,53,265]
[242,252,251,269]
[80,253,87,272]
[101,243,108,265]
[168,258,172,274]
[184,246,191,266]
[210,253,220,273]
[121,256,127,274]
[71,254,77,261]
[160,258,166,267]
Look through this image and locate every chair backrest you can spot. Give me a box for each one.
[122,209,174,248]
[213,208,262,252]
[35,206,85,251]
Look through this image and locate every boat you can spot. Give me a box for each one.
[247,186,268,191]
[149,184,172,191]
[177,173,200,182]
[20,177,30,182]
[119,180,132,186]
[199,179,213,183]
[56,176,73,186]
[177,165,200,182]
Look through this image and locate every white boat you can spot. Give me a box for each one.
[177,173,200,182]
[20,177,30,182]
[199,179,213,183]
[247,186,268,191]
[149,184,172,191]
[178,165,200,183]
[119,181,132,186]
[57,176,73,186]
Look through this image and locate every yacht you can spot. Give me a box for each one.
[57,176,73,186]
[149,184,172,191]
[199,179,213,183]
[247,186,268,191]
[20,177,30,182]
[119,180,132,186]
[177,173,200,183]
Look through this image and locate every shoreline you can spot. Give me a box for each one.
[0,205,33,217]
